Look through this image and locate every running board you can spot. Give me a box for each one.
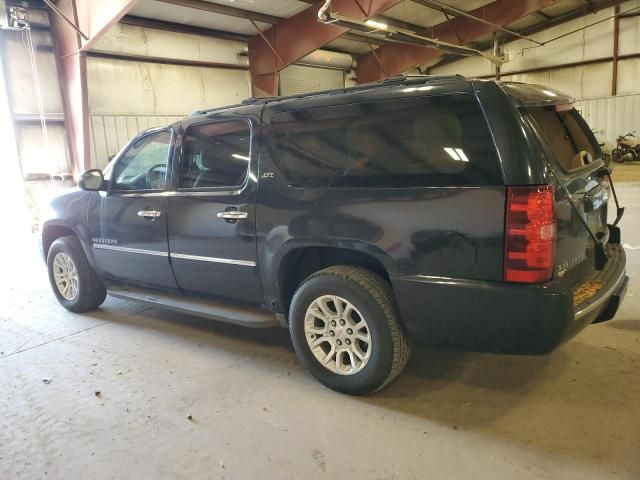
[107,286,279,328]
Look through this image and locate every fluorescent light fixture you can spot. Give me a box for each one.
[365,19,388,30]
[444,148,470,162]
[232,153,250,161]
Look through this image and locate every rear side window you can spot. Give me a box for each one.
[528,108,599,172]
[271,94,502,188]
[179,120,250,189]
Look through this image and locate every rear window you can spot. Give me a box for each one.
[528,108,600,172]
[271,94,502,188]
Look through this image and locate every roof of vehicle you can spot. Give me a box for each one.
[184,76,575,121]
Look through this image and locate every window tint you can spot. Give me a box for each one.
[528,108,598,172]
[179,120,250,189]
[272,94,502,188]
[112,130,171,191]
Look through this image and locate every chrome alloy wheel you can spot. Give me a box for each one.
[52,252,79,301]
[304,295,372,375]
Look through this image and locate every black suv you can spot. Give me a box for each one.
[41,76,628,395]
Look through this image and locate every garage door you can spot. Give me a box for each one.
[280,65,345,96]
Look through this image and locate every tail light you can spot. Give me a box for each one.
[504,185,556,283]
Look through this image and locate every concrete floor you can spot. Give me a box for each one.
[1,182,639,480]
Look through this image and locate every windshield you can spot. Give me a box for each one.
[527,107,601,173]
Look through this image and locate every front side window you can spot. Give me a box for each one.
[179,120,251,189]
[528,108,599,172]
[112,130,172,191]
[272,94,502,188]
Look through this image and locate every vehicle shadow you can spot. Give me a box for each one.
[364,332,639,468]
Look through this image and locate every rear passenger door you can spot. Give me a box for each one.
[167,118,264,306]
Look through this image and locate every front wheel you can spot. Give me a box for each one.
[612,148,624,163]
[289,266,410,395]
[47,235,107,312]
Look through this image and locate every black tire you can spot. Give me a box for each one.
[289,266,410,395]
[47,235,106,313]
[612,148,624,163]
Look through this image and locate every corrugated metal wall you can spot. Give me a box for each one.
[89,114,185,168]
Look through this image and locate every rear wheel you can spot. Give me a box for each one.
[289,266,410,395]
[47,235,106,312]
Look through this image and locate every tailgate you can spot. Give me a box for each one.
[526,107,609,278]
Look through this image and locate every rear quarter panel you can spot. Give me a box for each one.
[256,89,507,312]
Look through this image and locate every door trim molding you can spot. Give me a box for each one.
[170,252,256,267]
[92,244,255,266]
[93,244,168,257]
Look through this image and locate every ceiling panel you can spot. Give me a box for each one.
[199,0,308,18]
[383,0,497,29]
[130,0,271,34]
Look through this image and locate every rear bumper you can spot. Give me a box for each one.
[391,244,627,354]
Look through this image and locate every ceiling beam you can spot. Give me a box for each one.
[248,0,401,97]
[355,0,562,84]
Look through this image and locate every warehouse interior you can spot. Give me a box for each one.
[0,0,639,478]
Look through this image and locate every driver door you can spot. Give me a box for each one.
[90,128,179,290]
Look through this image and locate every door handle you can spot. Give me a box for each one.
[217,211,248,220]
[138,209,162,219]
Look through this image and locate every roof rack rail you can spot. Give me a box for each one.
[190,74,468,117]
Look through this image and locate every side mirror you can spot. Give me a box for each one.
[78,169,105,191]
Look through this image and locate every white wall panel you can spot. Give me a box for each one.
[87,57,250,115]
[575,94,640,147]
[92,23,247,66]
[431,1,640,99]
[2,29,63,115]
[87,25,252,169]
[1,20,68,175]
[15,124,69,175]
[619,5,640,55]
[617,58,640,94]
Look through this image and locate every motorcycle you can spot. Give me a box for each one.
[612,131,640,163]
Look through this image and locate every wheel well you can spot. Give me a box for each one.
[42,225,76,259]
[278,247,392,312]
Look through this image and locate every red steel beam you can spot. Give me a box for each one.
[356,0,561,84]
[49,0,140,176]
[612,1,620,96]
[248,0,401,97]
[50,0,87,178]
